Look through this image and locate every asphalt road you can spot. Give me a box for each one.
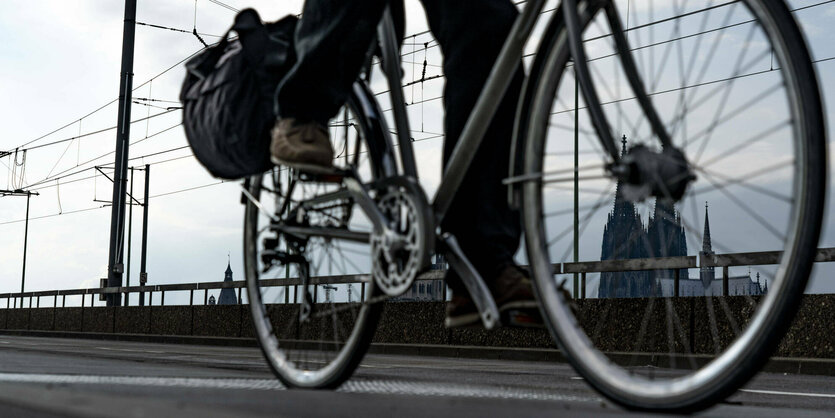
[0,335,831,417]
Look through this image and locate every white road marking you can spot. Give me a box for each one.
[96,347,166,354]
[740,389,835,398]
[0,372,600,403]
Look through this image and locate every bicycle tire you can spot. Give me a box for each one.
[244,82,395,389]
[520,0,825,412]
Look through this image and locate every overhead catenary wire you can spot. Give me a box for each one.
[26,122,184,189]
[135,21,221,38]
[206,0,239,13]
[6,45,206,152]
[20,108,180,153]
[0,179,230,226]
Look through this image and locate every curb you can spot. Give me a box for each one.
[1,329,832,376]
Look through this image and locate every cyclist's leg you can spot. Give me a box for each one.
[422,0,525,290]
[276,0,388,126]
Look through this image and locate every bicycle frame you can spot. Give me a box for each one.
[378,0,673,224]
[377,0,548,225]
[247,0,688,329]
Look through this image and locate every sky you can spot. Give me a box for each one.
[0,0,832,305]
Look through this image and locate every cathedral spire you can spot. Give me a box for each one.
[218,258,237,304]
[702,201,712,253]
[621,134,627,156]
[699,201,715,288]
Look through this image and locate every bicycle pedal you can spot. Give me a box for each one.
[296,166,352,183]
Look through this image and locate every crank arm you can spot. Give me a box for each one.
[273,224,371,244]
[441,233,499,330]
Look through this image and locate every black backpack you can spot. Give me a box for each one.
[180,9,297,179]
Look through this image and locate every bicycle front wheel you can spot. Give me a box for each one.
[244,83,395,388]
[521,0,825,412]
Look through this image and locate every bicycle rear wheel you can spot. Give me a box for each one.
[521,0,825,411]
[244,83,394,388]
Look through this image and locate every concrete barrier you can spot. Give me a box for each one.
[0,295,831,359]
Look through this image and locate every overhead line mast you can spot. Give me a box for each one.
[106,0,137,306]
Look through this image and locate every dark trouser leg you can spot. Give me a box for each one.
[276,0,388,125]
[421,0,524,293]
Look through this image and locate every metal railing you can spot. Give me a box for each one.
[1,248,832,309]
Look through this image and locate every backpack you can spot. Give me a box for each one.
[180,9,297,179]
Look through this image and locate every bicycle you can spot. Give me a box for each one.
[242,0,826,412]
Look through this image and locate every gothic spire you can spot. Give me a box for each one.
[621,134,627,156]
[702,201,712,253]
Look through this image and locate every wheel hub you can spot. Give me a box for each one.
[613,144,695,203]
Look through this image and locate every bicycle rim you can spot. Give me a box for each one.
[244,96,385,389]
[522,0,825,411]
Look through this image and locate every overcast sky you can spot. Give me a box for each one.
[0,0,832,304]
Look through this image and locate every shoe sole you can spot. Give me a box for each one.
[445,300,541,329]
[444,312,481,328]
[271,156,336,175]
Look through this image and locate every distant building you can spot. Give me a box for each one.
[699,202,716,288]
[208,295,216,305]
[655,204,765,297]
[598,137,765,298]
[217,260,238,305]
[599,136,688,298]
[647,199,689,283]
[392,254,448,302]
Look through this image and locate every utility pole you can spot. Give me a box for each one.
[1,189,39,293]
[106,0,137,306]
[125,167,134,306]
[573,69,580,299]
[139,164,150,306]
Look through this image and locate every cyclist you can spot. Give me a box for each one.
[271,0,540,327]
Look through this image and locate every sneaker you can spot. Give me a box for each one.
[270,118,334,172]
[444,263,542,328]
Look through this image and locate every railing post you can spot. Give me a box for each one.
[722,266,729,296]
[237,287,242,305]
[674,269,680,298]
[149,291,153,306]
[80,293,85,332]
[160,291,164,306]
[189,289,194,306]
[204,289,208,305]
[62,295,66,308]
[581,272,586,299]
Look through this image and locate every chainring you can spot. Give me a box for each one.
[370,177,433,296]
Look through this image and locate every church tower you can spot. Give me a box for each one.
[699,202,716,288]
[647,198,689,283]
[218,256,238,305]
[599,136,652,298]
